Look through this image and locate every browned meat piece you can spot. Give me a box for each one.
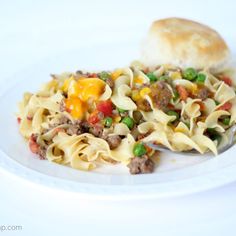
[58,115,82,126]
[97,111,105,120]
[150,81,172,110]
[136,99,152,112]
[64,120,90,135]
[89,124,103,137]
[38,146,47,160]
[81,121,90,133]
[132,111,143,124]
[75,70,88,78]
[59,100,66,112]
[130,127,140,141]
[106,135,122,149]
[137,132,150,141]
[49,115,90,136]
[29,134,46,160]
[58,115,72,125]
[196,87,209,100]
[106,77,114,89]
[127,155,155,174]
[76,70,83,75]
[66,126,82,135]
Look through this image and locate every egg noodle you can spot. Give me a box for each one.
[17,62,236,174]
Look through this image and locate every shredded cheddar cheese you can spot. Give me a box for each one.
[191,84,198,94]
[131,90,141,101]
[134,76,144,84]
[169,71,182,80]
[63,77,105,118]
[65,97,86,119]
[114,115,121,123]
[111,69,122,80]
[140,87,151,98]
[77,78,105,101]
[64,77,105,101]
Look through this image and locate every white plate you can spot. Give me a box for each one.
[0,42,236,200]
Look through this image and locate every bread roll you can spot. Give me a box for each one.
[141,18,230,72]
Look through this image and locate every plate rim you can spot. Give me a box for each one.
[1,147,236,200]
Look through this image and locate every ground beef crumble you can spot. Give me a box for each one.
[150,81,172,110]
[196,86,210,100]
[106,135,122,150]
[105,77,114,89]
[136,98,152,112]
[127,155,155,174]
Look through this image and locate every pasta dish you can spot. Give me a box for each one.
[17,63,236,174]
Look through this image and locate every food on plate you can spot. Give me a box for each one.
[17,18,236,174]
[17,66,236,174]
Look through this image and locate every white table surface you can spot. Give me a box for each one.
[1,1,236,235]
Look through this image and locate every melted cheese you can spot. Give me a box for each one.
[65,97,86,119]
[64,77,105,101]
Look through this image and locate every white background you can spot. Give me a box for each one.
[1,0,236,235]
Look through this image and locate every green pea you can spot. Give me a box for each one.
[222,116,230,125]
[166,110,179,121]
[206,128,216,134]
[196,73,206,83]
[104,117,113,127]
[214,134,222,145]
[206,128,222,145]
[122,116,135,129]
[117,107,127,113]
[147,72,158,82]
[215,100,220,105]
[173,91,179,102]
[99,71,110,81]
[183,68,197,80]
[133,143,147,157]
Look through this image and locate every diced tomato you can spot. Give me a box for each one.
[29,135,39,154]
[88,110,100,124]
[65,107,72,113]
[97,100,113,116]
[53,128,65,136]
[167,104,175,109]
[27,116,32,121]
[137,133,147,140]
[54,128,65,133]
[220,76,232,86]
[17,117,21,124]
[144,144,153,154]
[88,73,97,78]
[196,102,205,111]
[30,134,37,142]
[176,85,189,101]
[217,101,232,111]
